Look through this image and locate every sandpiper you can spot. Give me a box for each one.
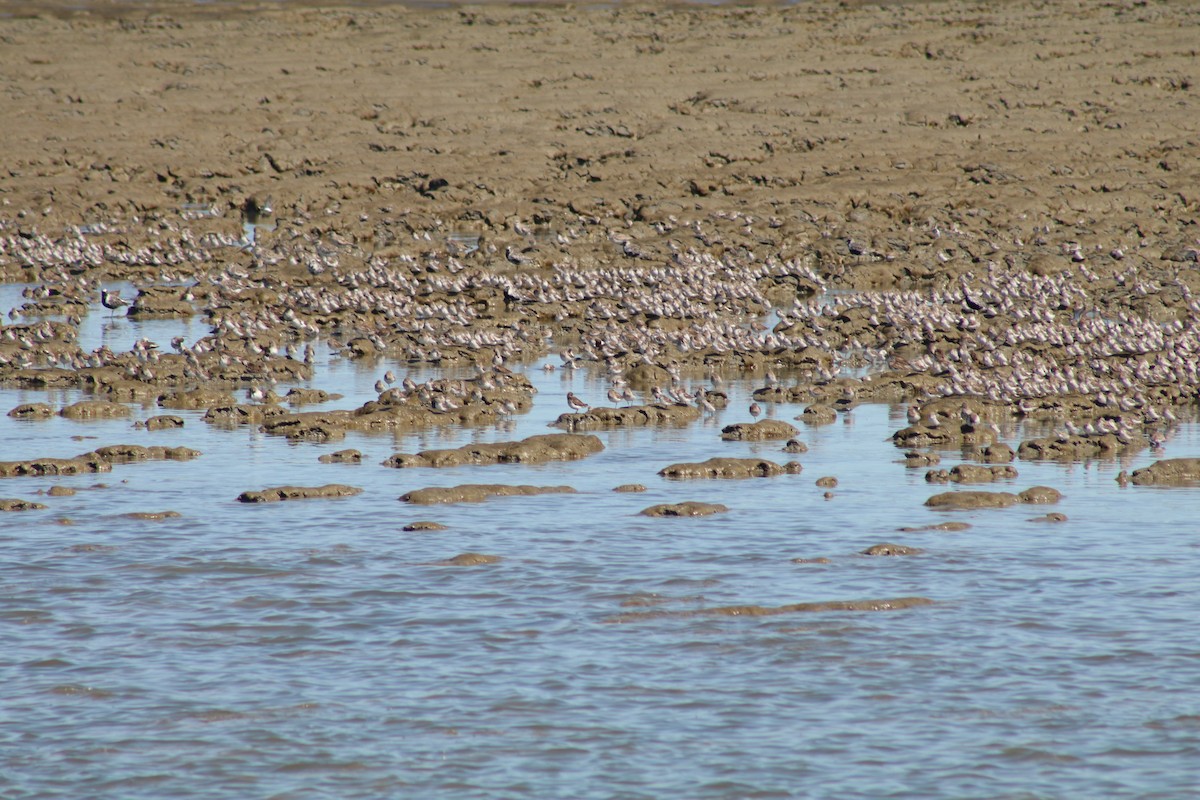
[566,392,589,412]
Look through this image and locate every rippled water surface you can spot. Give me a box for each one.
[3,300,1200,799]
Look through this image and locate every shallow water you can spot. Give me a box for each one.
[3,301,1200,799]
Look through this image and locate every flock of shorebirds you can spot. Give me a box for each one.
[1,200,1198,461]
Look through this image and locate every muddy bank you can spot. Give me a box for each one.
[552,404,700,431]
[1128,458,1200,486]
[925,486,1062,509]
[639,502,729,518]
[0,498,47,511]
[236,484,362,503]
[720,419,798,442]
[0,444,199,477]
[383,433,602,468]
[659,457,802,480]
[399,484,576,505]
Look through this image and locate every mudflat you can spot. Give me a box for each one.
[2,0,1196,271]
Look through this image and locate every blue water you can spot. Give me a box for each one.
[2,299,1200,799]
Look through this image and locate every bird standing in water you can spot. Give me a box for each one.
[100,289,128,317]
[749,401,762,418]
[566,392,590,412]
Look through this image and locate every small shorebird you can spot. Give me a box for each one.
[749,401,762,418]
[100,289,128,317]
[566,392,589,412]
[242,195,272,226]
[835,387,857,413]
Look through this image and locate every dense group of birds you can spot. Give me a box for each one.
[1,196,1198,462]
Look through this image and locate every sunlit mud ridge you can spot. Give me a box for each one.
[381,432,603,468]
[236,484,363,503]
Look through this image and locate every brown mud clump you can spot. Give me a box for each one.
[1018,433,1142,461]
[861,543,924,556]
[978,444,1015,464]
[659,458,801,480]
[285,388,343,407]
[1,498,48,511]
[318,449,363,464]
[1129,458,1200,486]
[59,401,131,420]
[925,491,1019,510]
[383,433,602,468]
[0,453,110,478]
[122,511,183,520]
[1018,486,1063,504]
[613,484,647,493]
[797,405,837,426]
[639,502,729,518]
[553,404,700,431]
[403,521,448,532]
[92,444,201,463]
[400,484,576,505]
[720,420,798,441]
[143,415,185,431]
[435,553,501,567]
[8,403,53,419]
[925,487,1061,509]
[925,465,1018,484]
[237,484,363,503]
[903,451,941,468]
